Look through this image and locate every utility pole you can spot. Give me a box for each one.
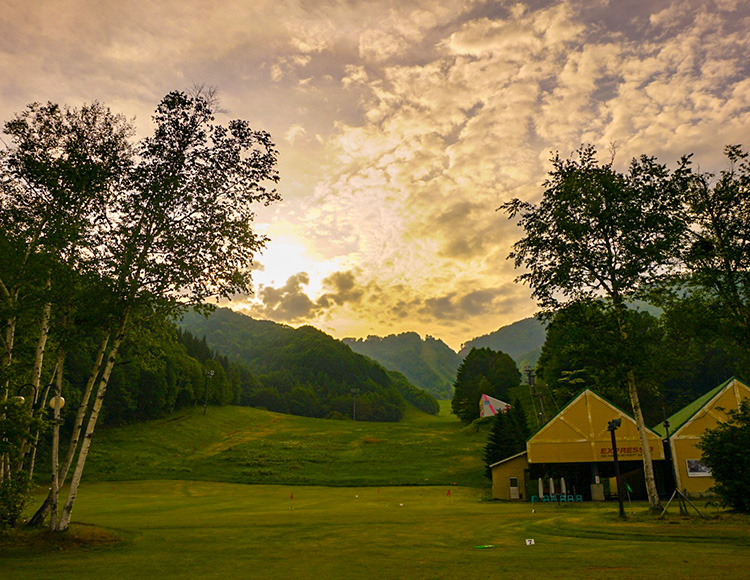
[351,388,359,421]
[203,369,214,415]
[608,418,626,519]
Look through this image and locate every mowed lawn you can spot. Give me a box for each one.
[4,402,750,578]
[4,480,750,580]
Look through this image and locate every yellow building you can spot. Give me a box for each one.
[490,451,529,501]
[491,389,666,501]
[654,377,750,497]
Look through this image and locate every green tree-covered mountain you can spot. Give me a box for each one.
[343,333,461,399]
[178,308,439,420]
[459,317,546,369]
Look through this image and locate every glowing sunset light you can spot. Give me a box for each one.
[2,0,749,350]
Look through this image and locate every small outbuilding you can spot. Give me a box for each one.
[654,377,750,497]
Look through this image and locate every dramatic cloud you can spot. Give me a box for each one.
[256,273,318,321]
[3,0,749,349]
[317,271,365,308]
[245,269,368,323]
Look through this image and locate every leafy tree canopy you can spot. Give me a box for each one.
[501,144,693,510]
[502,144,692,313]
[678,145,750,373]
[536,300,669,423]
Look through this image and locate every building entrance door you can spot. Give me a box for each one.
[509,477,520,500]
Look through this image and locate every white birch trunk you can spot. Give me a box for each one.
[613,301,662,511]
[27,385,51,482]
[28,359,58,481]
[1,313,17,399]
[626,369,661,510]
[60,335,108,483]
[30,291,52,401]
[27,337,108,527]
[16,296,52,475]
[58,317,127,531]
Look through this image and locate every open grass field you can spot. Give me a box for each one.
[4,481,749,580]
[4,401,749,578]
[79,401,490,488]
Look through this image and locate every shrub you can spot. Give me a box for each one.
[0,399,44,529]
[0,471,30,529]
[698,399,750,512]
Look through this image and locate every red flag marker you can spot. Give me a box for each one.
[290,492,294,500]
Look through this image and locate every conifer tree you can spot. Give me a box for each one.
[484,410,516,477]
[451,347,520,422]
[508,398,531,441]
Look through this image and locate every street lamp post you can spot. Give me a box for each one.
[49,393,65,531]
[203,369,215,415]
[608,418,626,519]
[13,383,38,406]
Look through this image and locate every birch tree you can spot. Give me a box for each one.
[54,88,279,530]
[0,102,132,391]
[501,145,692,510]
[0,102,132,520]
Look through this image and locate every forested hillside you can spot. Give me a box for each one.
[343,333,461,399]
[178,308,439,420]
[459,317,546,368]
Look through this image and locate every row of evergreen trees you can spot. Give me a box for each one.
[178,308,441,420]
[450,347,521,422]
[56,321,439,428]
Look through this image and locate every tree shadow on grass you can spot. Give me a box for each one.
[0,522,131,554]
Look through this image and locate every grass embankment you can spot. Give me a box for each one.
[6,481,749,579]
[81,400,489,488]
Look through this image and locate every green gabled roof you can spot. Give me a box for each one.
[652,377,735,438]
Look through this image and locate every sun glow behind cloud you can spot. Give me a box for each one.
[2,0,750,350]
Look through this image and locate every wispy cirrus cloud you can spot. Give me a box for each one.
[2,0,749,349]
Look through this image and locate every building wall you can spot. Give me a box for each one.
[671,379,750,496]
[671,438,714,495]
[491,454,529,500]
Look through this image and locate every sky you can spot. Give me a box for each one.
[1,0,749,351]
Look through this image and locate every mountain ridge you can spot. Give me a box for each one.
[343,317,548,398]
[343,333,461,399]
[458,317,546,365]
